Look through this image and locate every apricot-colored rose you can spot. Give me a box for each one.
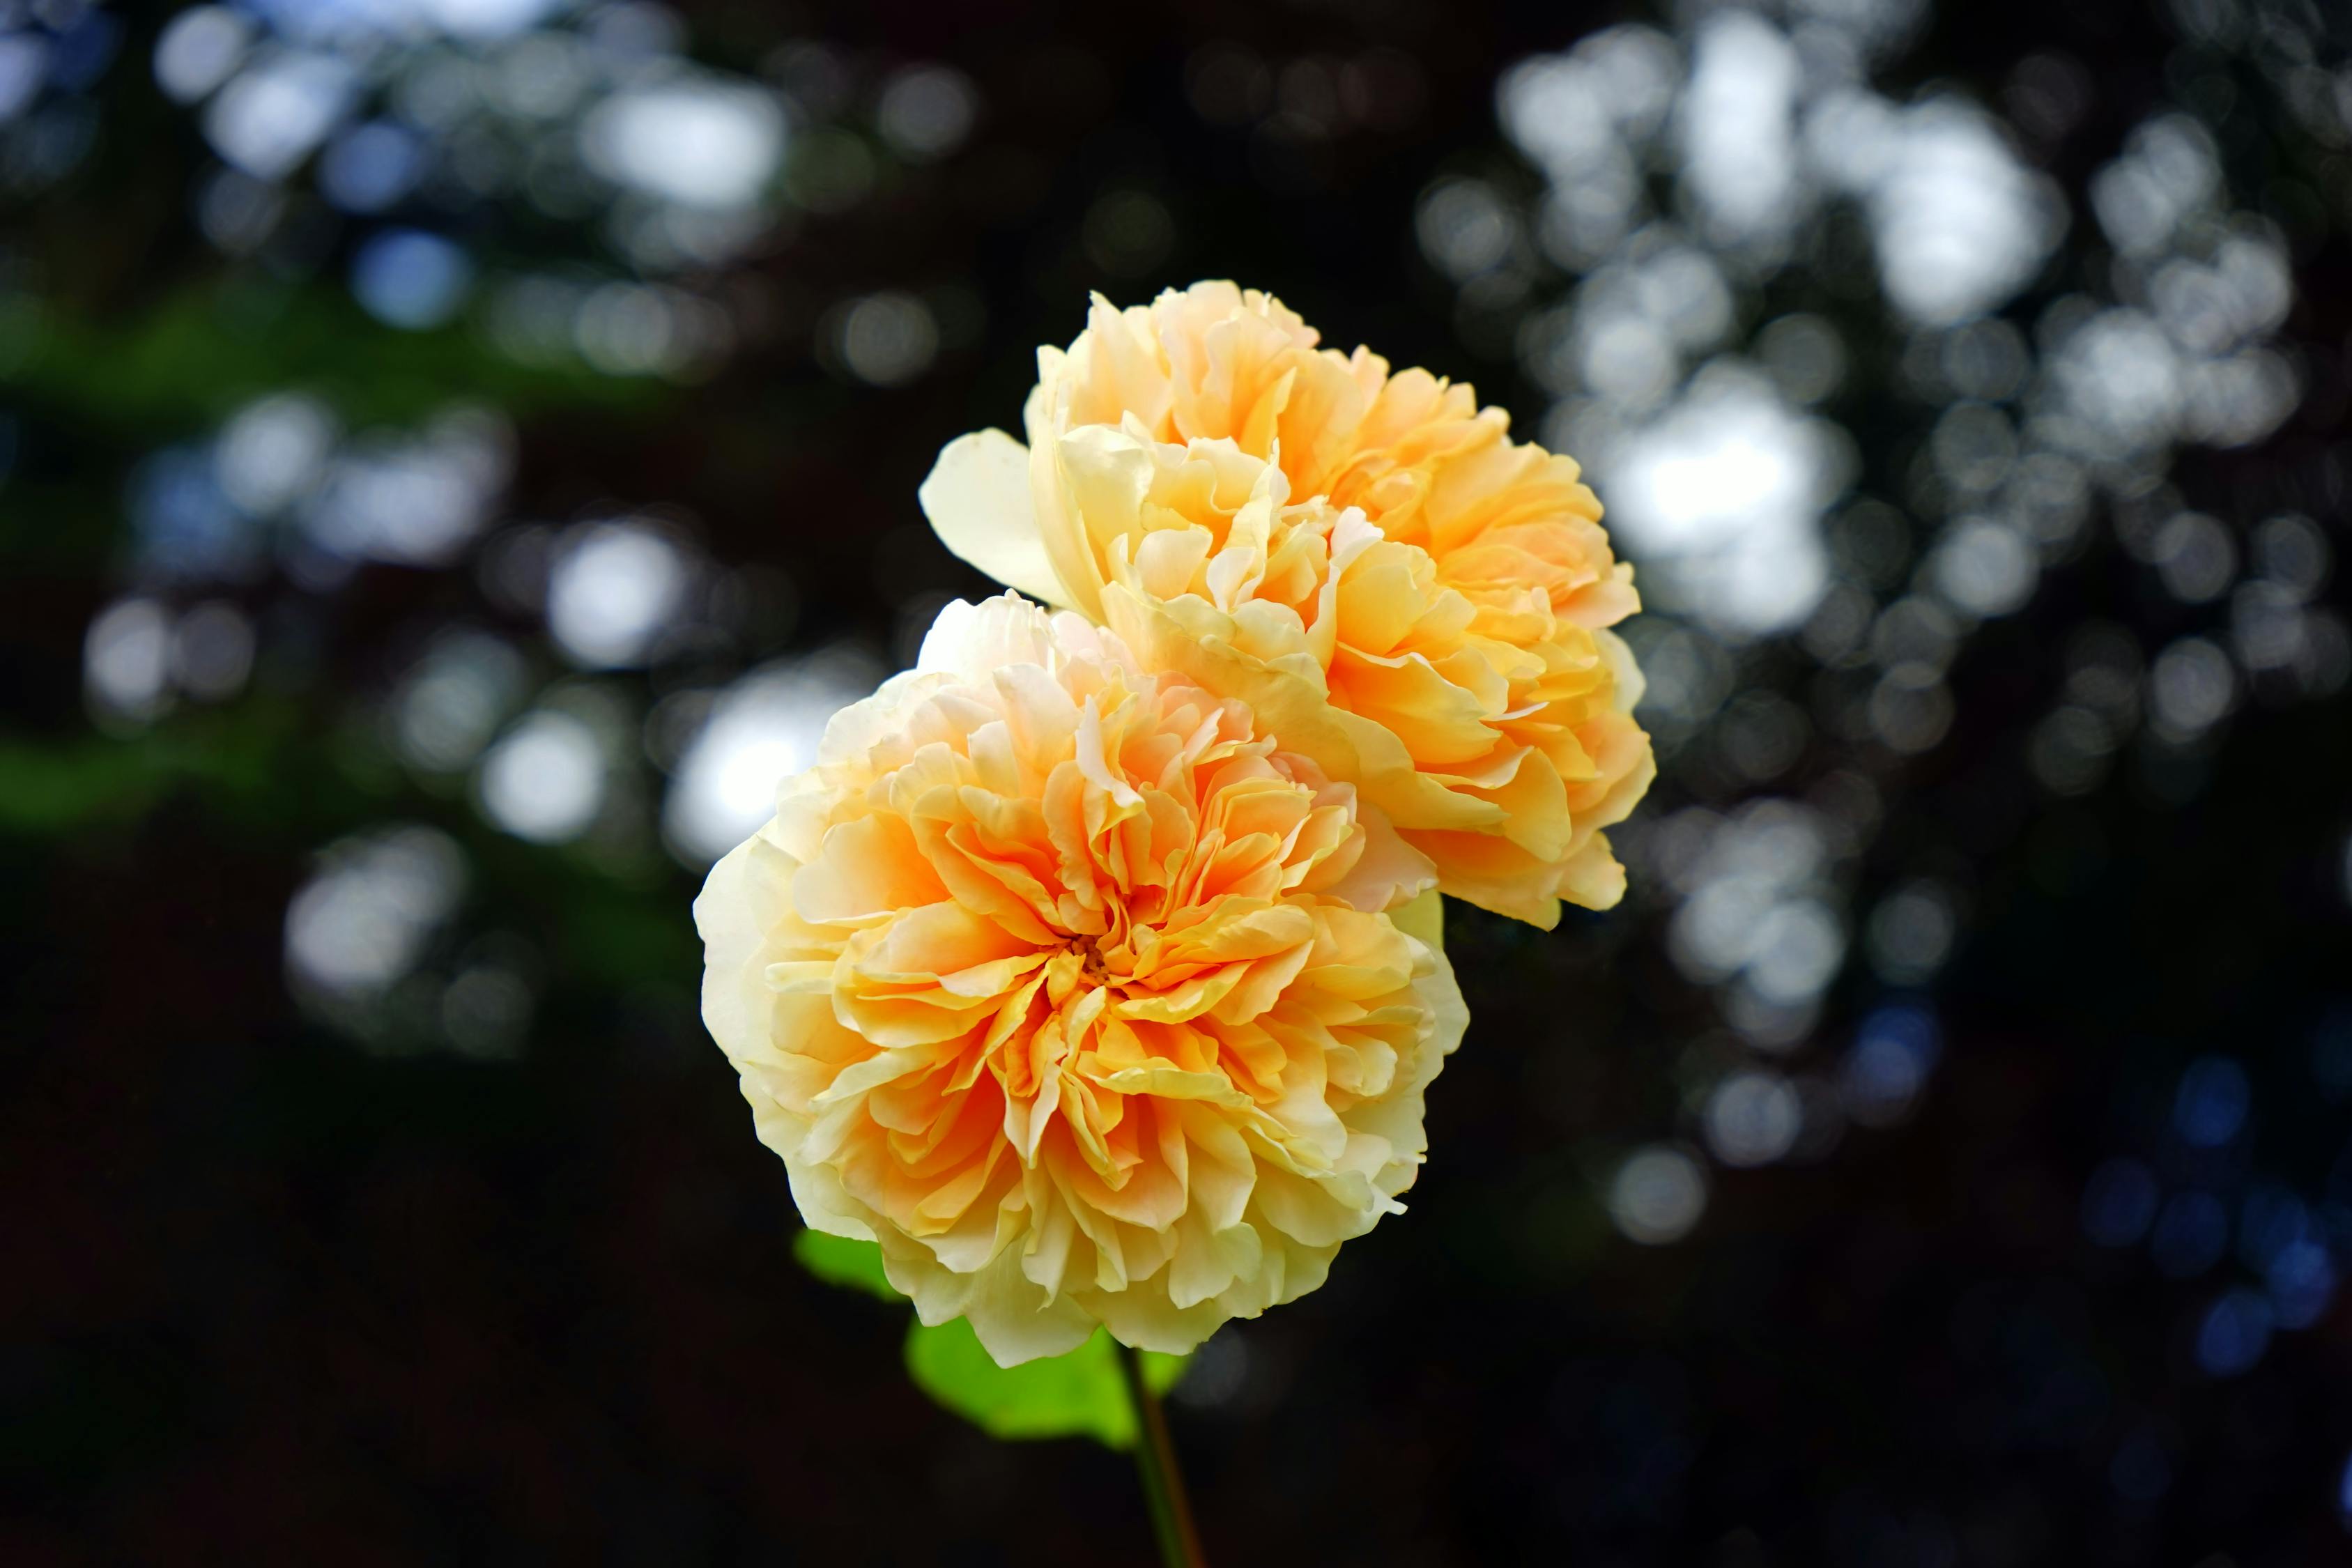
[695,594,1463,1365]
[921,283,1654,925]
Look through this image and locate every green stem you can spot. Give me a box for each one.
[1117,1342,1207,1568]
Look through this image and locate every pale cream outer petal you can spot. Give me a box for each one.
[1595,626,1646,712]
[1411,933,1470,1084]
[889,1232,1100,1367]
[918,429,1073,608]
[1363,930,1466,1190]
[1080,1263,1254,1355]
[1026,362,1114,622]
[695,827,885,1242]
[693,832,780,1068]
[915,592,1059,680]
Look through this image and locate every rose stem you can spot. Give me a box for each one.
[1117,1341,1208,1568]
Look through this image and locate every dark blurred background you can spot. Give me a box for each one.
[6,0,2352,1562]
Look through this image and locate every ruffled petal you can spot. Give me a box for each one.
[920,429,1073,608]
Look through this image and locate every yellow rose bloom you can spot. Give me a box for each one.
[695,594,1464,1365]
[922,282,1654,926]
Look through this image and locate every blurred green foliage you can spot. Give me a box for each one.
[0,288,660,436]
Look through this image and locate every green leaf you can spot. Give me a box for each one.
[788,1217,1192,1449]
[792,1229,906,1302]
[903,1317,1187,1449]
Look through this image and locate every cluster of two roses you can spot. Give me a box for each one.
[697,284,1657,1367]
